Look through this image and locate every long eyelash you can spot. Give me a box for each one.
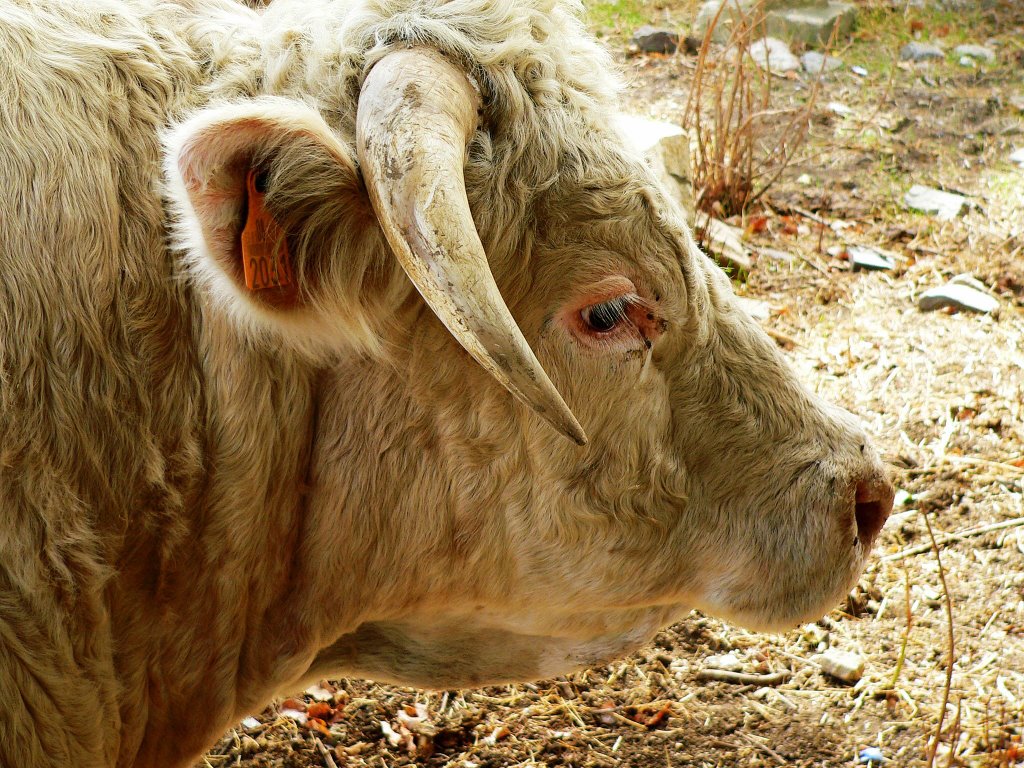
[588,296,629,328]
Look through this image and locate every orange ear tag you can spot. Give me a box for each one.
[240,169,296,295]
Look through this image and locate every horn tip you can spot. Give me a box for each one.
[561,416,588,446]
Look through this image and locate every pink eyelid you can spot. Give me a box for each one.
[562,279,664,348]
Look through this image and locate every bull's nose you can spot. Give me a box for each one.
[853,473,894,546]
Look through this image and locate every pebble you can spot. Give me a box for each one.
[954,43,995,63]
[900,41,944,62]
[801,51,843,75]
[704,652,744,672]
[748,37,800,74]
[959,56,976,68]
[812,648,865,683]
[1010,148,1024,167]
[847,245,895,272]
[828,101,853,117]
[241,716,262,730]
[859,746,886,764]
[904,184,969,220]
[918,275,999,314]
[851,65,868,77]
[632,25,679,54]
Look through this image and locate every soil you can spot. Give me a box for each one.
[199,2,1024,766]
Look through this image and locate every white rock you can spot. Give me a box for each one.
[904,184,969,220]
[704,652,744,672]
[241,716,262,730]
[748,37,800,73]
[918,281,999,315]
[1010,148,1024,167]
[828,101,853,116]
[735,297,771,320]
[954,44,995,62]
[812,649,865,683]
[801,51,843,74]
[959,56,976,68]
[847,245,895,272]
[614,114,693,220]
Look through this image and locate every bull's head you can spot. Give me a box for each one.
[165,41,892,689]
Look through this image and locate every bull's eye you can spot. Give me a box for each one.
[581,297,628,333]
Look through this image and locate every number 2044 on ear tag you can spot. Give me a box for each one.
[240,169,296,295]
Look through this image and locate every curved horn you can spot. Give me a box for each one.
[356,49,587,445]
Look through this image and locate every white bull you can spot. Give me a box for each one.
[0,0,893,766]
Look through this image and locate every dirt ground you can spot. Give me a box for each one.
[199,2,1024,766]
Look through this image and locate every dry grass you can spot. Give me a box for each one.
[682,0,826,221]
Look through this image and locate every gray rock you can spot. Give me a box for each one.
[1010,147,1024,167]
[893,0,1002,7]
[812,648,864,683]
[801,51,843,74]
[904,184,968,220]
[632,25,679,54]
[919,276,999,314]
[694,0,857,47]
[900,41,944,62]
[954,43,995,62]
[847,245,895,272]
[614,115,693,222]
[749,37,800,73]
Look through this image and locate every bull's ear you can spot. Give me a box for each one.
[164,97,379,355]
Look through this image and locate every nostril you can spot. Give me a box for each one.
[854,476,894,546]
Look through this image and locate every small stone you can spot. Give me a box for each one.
[797,173,812,184]
[959,56,976,68]
[241,716,262,731]
[851,64,868,76]
[748,37,800,73]
[904,184,969,220]
[954,44,995,63]
[801,51,843,74]
[632,25,679,54]
[704,652,744,672]
[1009,148,1024,167]
[918,279,999,315]
[1010,94,1024,113]
[893,489,912,507]
[828,101,853,116]
[900,41,944,62]
[812,648,865,683]
[847,245,895,272]
[859,746,885,765]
